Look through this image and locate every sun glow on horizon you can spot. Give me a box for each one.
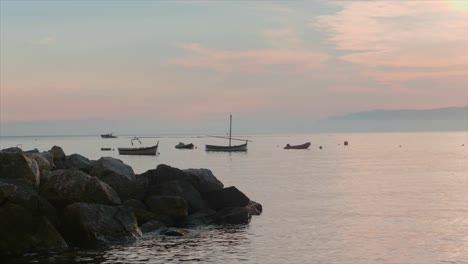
[444,0,468,11]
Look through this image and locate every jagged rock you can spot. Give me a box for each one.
[246,200,263,215]
[25,153,52,176]
[183,168,224,193]
[161,227,186,237]
[204,186,250,211]
[66,154,92,173]
[140,220,165,233]
[0,151,40,188]
[214,207,251,225]
[1,147,22,153]
[0,182,59,227]
[0,202,67,255]
[141,164,199,191]
[49,146,67,169]
[40,169,121,209]
[90,157,135,201]
[145,195,188,226]
[62,203,141,247]
[38,152,54,169]
[187,208,217,226]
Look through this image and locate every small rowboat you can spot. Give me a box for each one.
[284,142,311,150]
[118,141,159,155]
[101,133,117,138]
[205,142,247,152]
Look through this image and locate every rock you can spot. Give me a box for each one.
[161,227,186,237]
[0,182,59,227]
[49,146,67,169]
[66,154,92,173]
[140,220,165,233]
[123,199,147,210]
[25,153,53,176]
[0,202,67,255]
[145,195,188,226]
[38,152,54,169]
[62,203,141,247]
[130,207,165,226]
[90,157,135,201]
[24,148,39,154]
[1,147,22,153]
[148,180,205,214]
[187,208,217,226]
[141,164,199,190]
[214,207,251,225]
[183,168,224,193]
[204,186,250,211]
[246,200,263,216]
[40,169,121,209]
[0,151,40,188]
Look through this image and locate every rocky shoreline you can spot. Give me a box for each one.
[0,146,262,255]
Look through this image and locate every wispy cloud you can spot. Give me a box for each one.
[314,1,467,81]
[168,43,329,75]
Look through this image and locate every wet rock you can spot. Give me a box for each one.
[162,227,186,237]
[90,157,135,201]
[246,200,263,216]
[62,203,141,247]
[140,220,166,233]
[0,151,40,188]
[204,186,250,210]
[145,195,188,226]
[187,208,216,226]
[40,169,121,209]
[123,199,147,210]
[0,202,67,255]
[214,207,251,225]
[148,180,205,214]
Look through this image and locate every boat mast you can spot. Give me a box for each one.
[229,114,232,147]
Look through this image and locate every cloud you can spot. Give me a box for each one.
[314,1,467,81]
[262,27,303,48]
[168,43,330,75]
[30,37,56,46]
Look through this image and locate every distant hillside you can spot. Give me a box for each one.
[313,106,468,132]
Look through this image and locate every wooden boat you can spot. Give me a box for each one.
[100,147,112,151]
[205,115,247,152]
[118,141,158,155]
[175,142,195,149]
[284,142,311,150]
[101,133,117,138]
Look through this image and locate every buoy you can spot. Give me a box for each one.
[319,146,322,149]
[344,141,348,146]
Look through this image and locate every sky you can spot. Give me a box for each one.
[0,0,467,135]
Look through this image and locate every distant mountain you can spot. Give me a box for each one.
[313,106,468,132]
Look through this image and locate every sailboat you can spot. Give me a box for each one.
[205,115,248,152]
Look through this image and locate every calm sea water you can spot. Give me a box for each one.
[1,132,467,264]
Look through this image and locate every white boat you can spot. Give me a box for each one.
[205,115,248,152]
[118,140,159,155]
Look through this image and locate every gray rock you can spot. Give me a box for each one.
[145,195,188,226]
[62,203,142,247]
[215,207,251,225]
[0,152,40,188]
[49,146,67,169]
[25,153,52,176]
[246,200,263,215]
[1,147,22,153]
[187,208,217,226]
[161,227,186,237]
[204,186,250,211]
[148,180,205,214]
[40,169,121,209]
[66,154,92,173]
[90,157,135,201]
[140,220,165,233]
[0,202,67,255]
[123,199,147,210]
[183,168,224,193]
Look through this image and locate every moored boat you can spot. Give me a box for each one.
[284,142,311,150]
[101,133,117,138]
[175,142,195,149]
[205,115,248,152]
[118,141,159,155]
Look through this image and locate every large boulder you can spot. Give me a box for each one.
[0,202,67,255]
[214,207,251,225]
[90,157,135,201]
[141,164,198,190]
[40,169,121,209]
[62,203,141,247]
[25,153,53,176]
[0,182,59,227]
[49,146,67,169]
[145,195,188,226]
[1,147,22,153]
[187,208,217,226]
[204,186,250,211]
[246,200,263,216]
[66,154,93,173]
[147,180,205,214]
[183,168,224,193]
[0,151,40,188]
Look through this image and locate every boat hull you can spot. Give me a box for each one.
[205,143,247,152]
[175,143,194,149]
[118,144,158,155]
[284,142,311,150]
[101,133,117,138]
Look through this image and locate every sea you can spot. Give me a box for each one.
[0,132,467,264]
